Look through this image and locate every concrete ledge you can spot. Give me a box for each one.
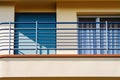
[1,77,120,80]
[1,54,120,58]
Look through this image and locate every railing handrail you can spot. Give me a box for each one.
[0,21,120,55]
[0,22,120,24]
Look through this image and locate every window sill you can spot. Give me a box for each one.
[0,54,120,58]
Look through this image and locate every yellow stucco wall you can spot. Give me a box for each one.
[15,2,56,12]
[1,1,120,77]
[1,58,120,77]
[0,3,14,55]
[56,2,77,54]
[0,3,14,22]
[1,1,120,54]
[56,1,120,54]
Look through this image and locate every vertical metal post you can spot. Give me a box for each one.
[96,17,100,54]
[9,22,11,55]
[106,21,108,54]
[36,21,38,54]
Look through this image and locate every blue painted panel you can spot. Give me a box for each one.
[15,13,56,54]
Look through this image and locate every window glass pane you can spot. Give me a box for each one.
[78,17,120,54]
[15,13,56,54]
[78,18,96,54]
[101,18,120,54]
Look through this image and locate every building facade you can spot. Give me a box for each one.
[0,0,120,79]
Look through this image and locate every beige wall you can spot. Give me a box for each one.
[0,3,14,77]
[57,1,120,13]
[0,60,8,77]
[56,2,78,54]
[1,1,120,77]
[0,2,56,55]
[56,1,120,54]
[0,58,120,77]
[0,61,3,77]
[0,3,14,55]
[15,2,56,13]
[1,1,120,54]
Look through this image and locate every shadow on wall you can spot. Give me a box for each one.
[14,28,56,55]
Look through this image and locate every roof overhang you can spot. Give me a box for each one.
[0,0,120,2]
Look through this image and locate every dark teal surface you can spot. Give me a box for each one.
[15,13,56,54]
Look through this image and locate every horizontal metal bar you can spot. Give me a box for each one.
[0,40,120,43]
[0,38,120,42]
[2,35,120,37]
[1,28,120,30]
[0,39,120,42]
[16,33,114,35]
[1,32,120,34]
[1,48,120,51]
[0,36,35,37]
[1,37,120,40]
[1,44,120,47]
[0,45,55,47]
[0,30,119,33]
[1,22,120,24]
[1,42,75,43]
[0,33,34,34]
[1,42,120,44]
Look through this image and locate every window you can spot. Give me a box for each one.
[78,17,120,54]
[15,13,56,54]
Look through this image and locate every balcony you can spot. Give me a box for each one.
[0,21,120,58]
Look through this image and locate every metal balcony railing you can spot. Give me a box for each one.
[0,21,120,54]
